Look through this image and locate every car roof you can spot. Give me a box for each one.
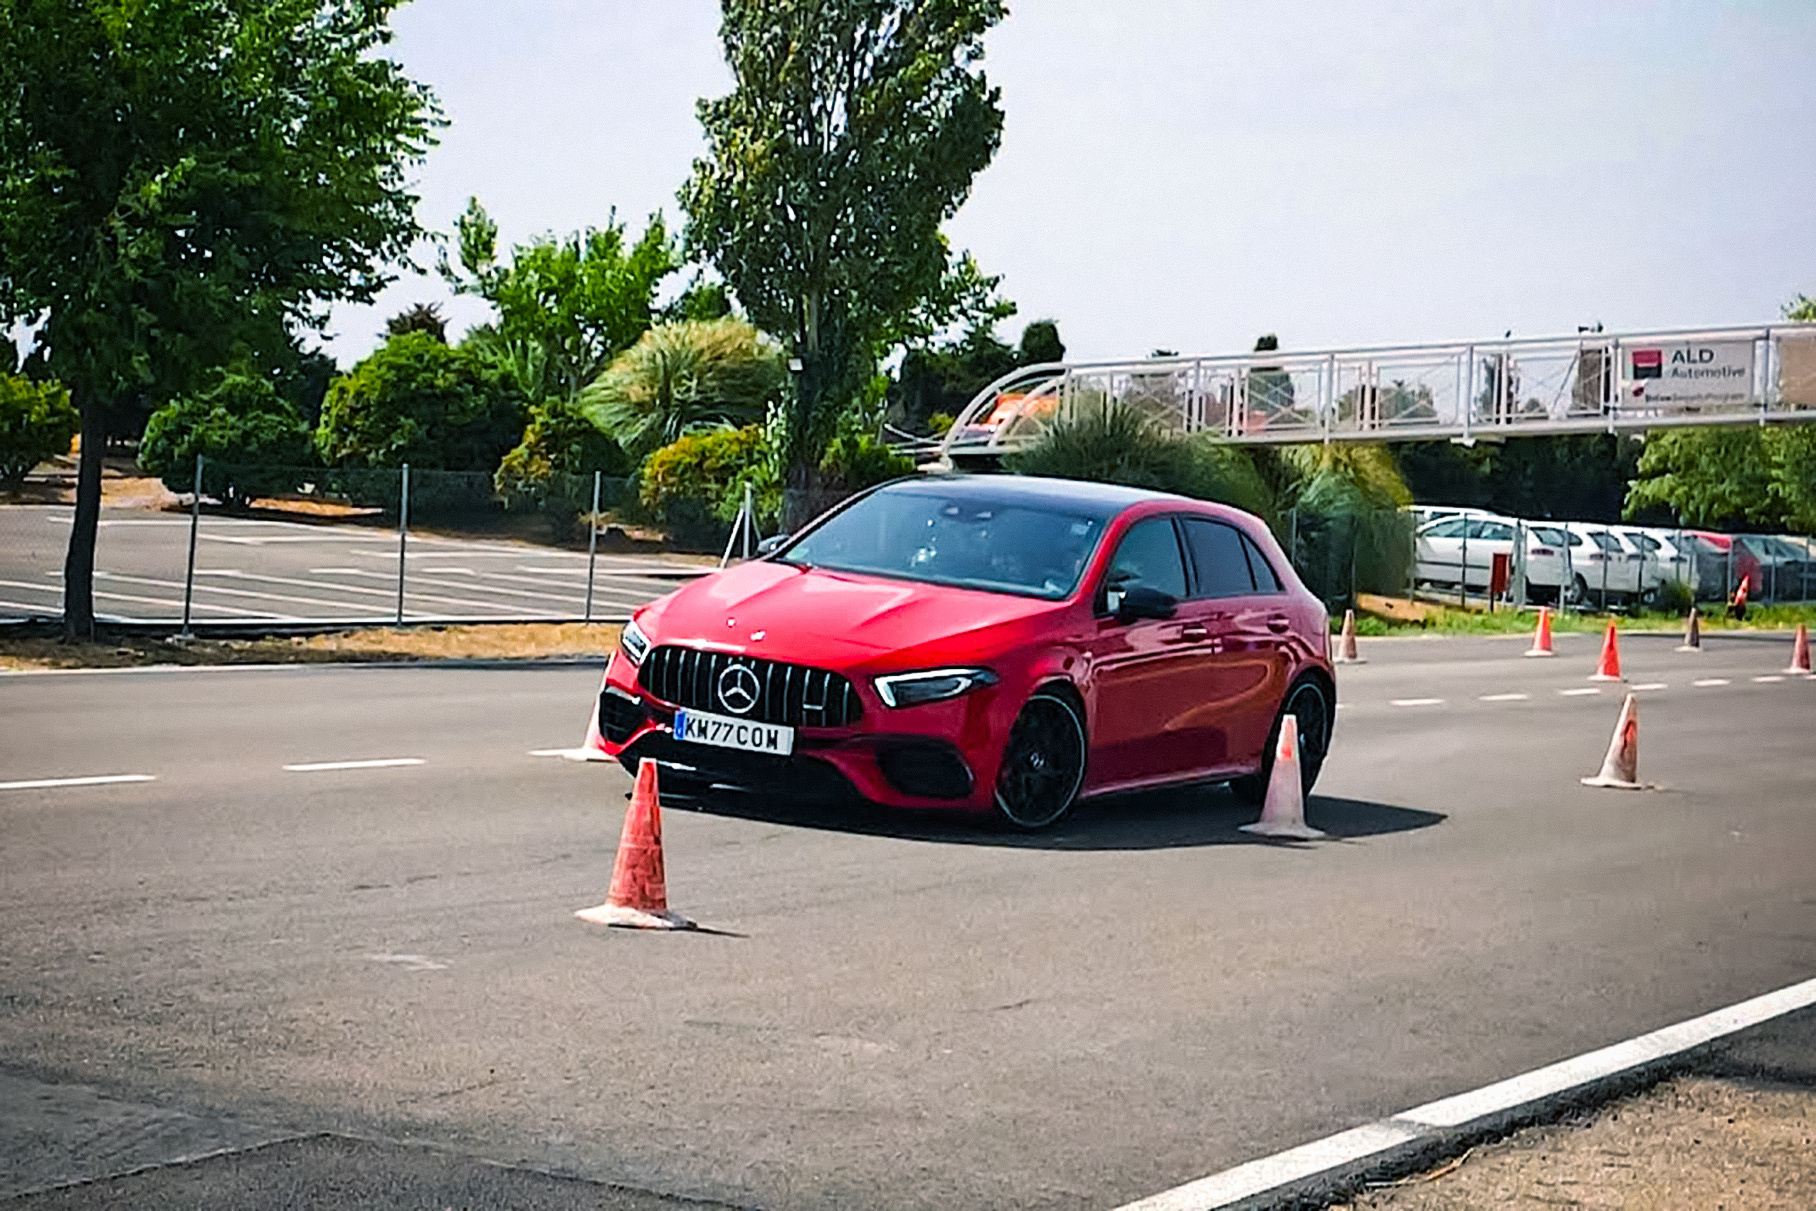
[887,473,1193,521]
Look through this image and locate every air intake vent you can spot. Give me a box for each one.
[638,646,863,729]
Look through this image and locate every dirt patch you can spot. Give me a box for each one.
[1334,1076,1816,1209]
[0,622,621,671]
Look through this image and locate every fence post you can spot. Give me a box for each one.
[584,470,601,623]
[742,480,756,559]
[1458,522,1469,609]
[180,452,203,637]
[395,463,410,626]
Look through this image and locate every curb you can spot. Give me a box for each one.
[1113,975,1816,1211]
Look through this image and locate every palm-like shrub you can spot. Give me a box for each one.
[578,319,784,460]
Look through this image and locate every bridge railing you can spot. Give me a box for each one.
[937,323,1816,460]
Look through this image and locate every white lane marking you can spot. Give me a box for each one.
[1479,692,1529,702]
[415,567,476,575]
[1694,678,1731,687]
[0,577,303,621]
[1558,687,1602,696]
[1631,682,1668,691]
[1752,675,1784,683]
[308,567,363,574]
[1389,698,1444,707]
[108,570,377,615]
[283,758,425,772]
[0,774,157,791]
[192,568,568,618]
[1114,974,1816,1211]
[368,953,448,971]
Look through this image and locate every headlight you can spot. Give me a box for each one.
[619,618,651,666]
[873,667,998,709]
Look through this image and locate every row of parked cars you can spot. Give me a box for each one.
[1409,506,1816,608]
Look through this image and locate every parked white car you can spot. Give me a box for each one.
[1414,514,1519,592]
[1567,523,1648,606]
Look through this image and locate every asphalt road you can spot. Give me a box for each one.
[1,630,1812,1209]
[0,505,704,624]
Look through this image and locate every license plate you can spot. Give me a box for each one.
[671,708,795,757]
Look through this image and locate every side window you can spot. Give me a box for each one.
[1472,521,1514,542]
[1423,518,1467,539]
[1241,533,1285,592]
[1104,517,1188,604]
[1182,519,1255,599]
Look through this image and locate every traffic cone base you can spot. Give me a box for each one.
[1588,620,1623,681]
[1333,609,1365,664]
[1239,714,1326,840]
[1524,607,1556,658]
[1580,693,1646,791]
[1784,623,1811,675]
[576,761,696,931]
[1676,608,1702,653]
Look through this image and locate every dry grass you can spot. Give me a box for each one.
[0,622,621,672]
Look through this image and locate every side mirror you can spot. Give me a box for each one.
[1108,584,1177,622]
[756,533,789,557]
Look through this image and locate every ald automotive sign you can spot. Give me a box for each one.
[1624,339,1754,408]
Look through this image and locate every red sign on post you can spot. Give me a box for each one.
[1490,552,1511,601]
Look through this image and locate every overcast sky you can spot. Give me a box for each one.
[322,0,1816,368]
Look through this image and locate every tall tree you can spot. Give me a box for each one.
[681,0,1007,522]
[442,199,678,406]
[0,0,439,638]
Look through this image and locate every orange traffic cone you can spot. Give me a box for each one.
[576,761,695,930]
[1729,575,1750,621]
[1786,623,1812,675]
[1333,609,1364,664]
[1676,608,1702,653]
[1580,693,1644,790]
[1589,620,1623,681]
[1524,607,1556,658]
[1239,715,1326,840]
[543,672,614,761]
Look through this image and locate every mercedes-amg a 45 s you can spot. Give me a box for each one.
[594,474,1334,829]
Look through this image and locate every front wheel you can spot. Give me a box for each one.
[1231,677,1333,805]
[994,690,1087,830]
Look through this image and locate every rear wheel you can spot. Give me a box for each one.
[994,691,1087,830]
[1231,677,1333,805]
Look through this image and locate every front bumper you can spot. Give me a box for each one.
[596,651,1001,812]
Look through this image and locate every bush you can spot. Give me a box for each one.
[578,319,784,460]
[315,332,528,474]
[1004,405,1273,518]
[139,372,314,509]
[640,425,770,547]
[0,373,79,488]
[819,432,914,494]
[1657,578,1696,616]
[495,397,632,524]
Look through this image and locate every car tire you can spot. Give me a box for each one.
[1230,677,1333,806]
[994,690,1087,831]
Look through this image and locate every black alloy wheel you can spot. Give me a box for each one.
[994,691,1087,830]
[1231,677,1332,805]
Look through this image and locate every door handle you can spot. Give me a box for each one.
[1180,623,1208,641]
[1266,615,1291,633]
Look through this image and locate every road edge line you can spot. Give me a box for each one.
[1112,974,1816,1211]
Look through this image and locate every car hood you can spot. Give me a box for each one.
[638,560,1062,668]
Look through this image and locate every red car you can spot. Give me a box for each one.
[595,475,1334,829]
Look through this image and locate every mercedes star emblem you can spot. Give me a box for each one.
[716,663,761,716]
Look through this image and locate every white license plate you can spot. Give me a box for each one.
[671,708,795,757]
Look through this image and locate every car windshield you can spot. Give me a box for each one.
[781,485,1107,599]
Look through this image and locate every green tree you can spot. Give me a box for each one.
[385,303,448,343]
[315,333,527,472]
[1624,428,1776,530]
[443,198,677,405]
[139,371,313,510]
[578,319,785,461]
[681,0,1008,520]
[0,0,439,637]
[1018,320,1066,366]
[0,373,78,488]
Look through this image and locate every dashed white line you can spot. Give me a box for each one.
[1694,678,1731,687]
[1631,682,1668,691]
[1389,698,1444,707]
[282,758,425,772]
[1558,687,1602,696]
[1752,675,1785,683]
[1,774,156,791]
[1479,693,1529,702]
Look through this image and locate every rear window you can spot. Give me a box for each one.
[1242,533,1284,592]
[1530,526,1568,546]
[1182,518,1255,599]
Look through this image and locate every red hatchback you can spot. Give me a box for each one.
[595,475,1335,829]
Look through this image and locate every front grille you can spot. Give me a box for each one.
[638,645,864,729]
